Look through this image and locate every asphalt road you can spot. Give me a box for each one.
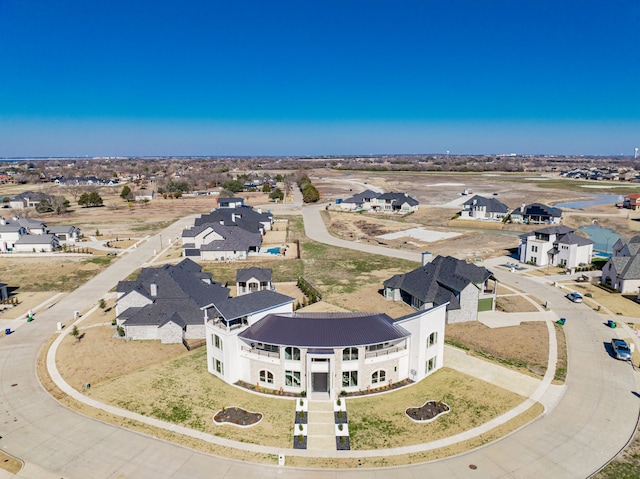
[0,203,639,478]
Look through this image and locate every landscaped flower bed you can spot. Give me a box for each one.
[213,406,263,427]
[405,400,450,423]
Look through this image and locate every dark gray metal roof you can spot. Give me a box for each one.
[215,289,294,321]
[236,267,272,283]
[238,312,409,347]
[462,195,509,213]
[556,232,593,247]
[376,192,419,206]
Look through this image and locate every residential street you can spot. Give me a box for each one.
[0,201,638,478]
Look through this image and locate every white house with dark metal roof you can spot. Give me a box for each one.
[206,305,446,398]
[518,225,593,268]
[371,192,419,213]
[459,195,509,221]
[338,191,419,214]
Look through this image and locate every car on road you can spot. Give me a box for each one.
[611,338,632,361]
[566,292,583,303]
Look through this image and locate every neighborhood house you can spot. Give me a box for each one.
[459,195,509,221]
[338,190,419,214]
[518,225,594,268]
[601,236,640,294]
[383,254,497,323]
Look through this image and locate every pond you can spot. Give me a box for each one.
[579,225,623,253]
[554,194,623,210]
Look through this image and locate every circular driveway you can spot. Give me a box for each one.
[1,206,639,478]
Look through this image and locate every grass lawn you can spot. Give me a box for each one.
[81,346,529,451]
[347,368,527,449]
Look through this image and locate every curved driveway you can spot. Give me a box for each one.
[0,204,639,478]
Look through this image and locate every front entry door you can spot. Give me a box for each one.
[312,372,328,393]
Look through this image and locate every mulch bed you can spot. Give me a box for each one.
[343,378,414,396]
[334,411,348,424]
[336,436,350,450]
[293,435,307,449]
[406,400,450,421]
[213,407,262,426]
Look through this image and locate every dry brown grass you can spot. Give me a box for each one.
[496,295,540,313]
[0,256,110,292]
[446,321,549,376]
[0,451,23,475]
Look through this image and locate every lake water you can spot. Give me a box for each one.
[578,225,623,253]
[554,194,623,210]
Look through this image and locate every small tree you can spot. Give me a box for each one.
[120,185,132,200]
[70,325,79,342]
[98,298,106,309]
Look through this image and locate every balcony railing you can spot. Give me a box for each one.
[208,319,246,331]
[365,345,405,359]
[240,345,280,359]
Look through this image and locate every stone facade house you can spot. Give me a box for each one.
[382,254,497,324]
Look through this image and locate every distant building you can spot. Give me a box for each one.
[459,195,509,221]
[338,190,419,213]
[509,203,562,224]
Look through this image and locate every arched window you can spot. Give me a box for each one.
[343,347,358,361]
[371,370,386,384]
[259,370,274,384]
[284,346,301,361]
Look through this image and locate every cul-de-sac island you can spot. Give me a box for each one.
[1,156,640,478]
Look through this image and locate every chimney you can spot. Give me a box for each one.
[421,251,433,266]
[150,283,158,297]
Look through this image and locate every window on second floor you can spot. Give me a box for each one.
[343,347,358,361]
[284,346,301,361]
[427,331,437,348]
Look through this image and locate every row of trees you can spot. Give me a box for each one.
[297,175,320,203]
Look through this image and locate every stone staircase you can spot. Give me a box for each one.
[306,400,336,450]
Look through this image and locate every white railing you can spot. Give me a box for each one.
[365,345,405,359]
[240,345,280,359]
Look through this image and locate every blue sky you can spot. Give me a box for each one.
[1,1,639,157]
